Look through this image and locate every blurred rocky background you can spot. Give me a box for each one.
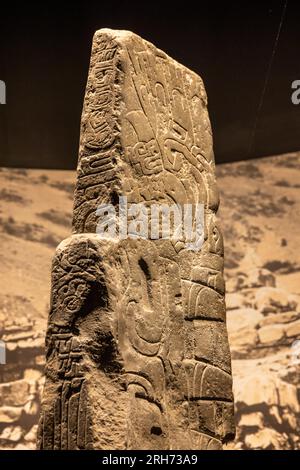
[0,152,299,450]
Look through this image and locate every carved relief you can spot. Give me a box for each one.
[38,29,235,450]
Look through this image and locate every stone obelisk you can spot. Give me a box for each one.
[37,29,235,450]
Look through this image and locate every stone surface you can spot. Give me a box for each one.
[254,287,297,314]
[258,324,285,345]
[245,428,286,450]
[227,269,276,293]
[0,425,23,442]
[0,380,29,407]
[24,425,38,443]
[226,293,246,310]
[226,308,261,351]
[239,412,264,429]
[259,311,300,327]
[0,406,22,423]
[36,29,234,450]
[284,319,300,338]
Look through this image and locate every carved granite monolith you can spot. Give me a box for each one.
[37,29,235,450]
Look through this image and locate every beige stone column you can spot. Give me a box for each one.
[37,29,235,450]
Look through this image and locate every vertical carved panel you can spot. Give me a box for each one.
[38,29,235,450]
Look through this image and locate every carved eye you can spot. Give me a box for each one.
[60,285,69,294]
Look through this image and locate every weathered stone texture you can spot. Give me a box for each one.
[37,29,235,450]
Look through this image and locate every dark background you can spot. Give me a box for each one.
[0,0,299,169]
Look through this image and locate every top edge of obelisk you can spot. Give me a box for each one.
[92,28,205,85]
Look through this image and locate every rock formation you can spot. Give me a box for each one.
[37,29,234,450]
